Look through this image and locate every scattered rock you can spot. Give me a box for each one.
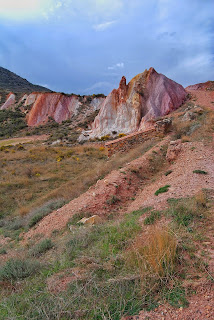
[166,139,182,162]
[78,215,102,225]
[182,111,196,121]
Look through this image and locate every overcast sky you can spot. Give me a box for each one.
[0,0,213,95]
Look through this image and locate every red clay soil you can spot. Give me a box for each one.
[127,141,214,212]
[186,88,214,110]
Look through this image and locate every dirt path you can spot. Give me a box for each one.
[0,135,48,147]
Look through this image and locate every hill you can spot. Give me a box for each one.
[0,66,51,93]
[0,66,51,105]
[0,80,213,319]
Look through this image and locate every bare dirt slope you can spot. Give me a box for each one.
[128,141,214,212]
[187,88,214,110]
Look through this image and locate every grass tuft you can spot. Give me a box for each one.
[144,211,161,225]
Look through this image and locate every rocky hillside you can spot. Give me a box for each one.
[25,93,105,126]
[80,67,187,140]
[0,79,213,319]
[0,67,105,130]
[0,66,51,105]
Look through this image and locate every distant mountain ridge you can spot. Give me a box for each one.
[0,66,51,93]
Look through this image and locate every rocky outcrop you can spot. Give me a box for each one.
[0,91,105,127]
[0,92,16,110]
[26,93,105,126]
[82,68,186,139]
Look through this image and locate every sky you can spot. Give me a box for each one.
[0,0,214,95]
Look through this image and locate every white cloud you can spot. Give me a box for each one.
[56,1,62,8]
[93,20,116,31]
[108,62,124,70]
[0,0,53,20]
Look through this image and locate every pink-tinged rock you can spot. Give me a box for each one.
[186,81,214,91]
[26,93,105,126]
[18,94,28,105]
[87,68,187,138]
[24,93,39,106]
[0,92,16,110]
[27,93,78,126]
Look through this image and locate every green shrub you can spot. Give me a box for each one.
[155,185,170,196]
[28,199,66,228]
[0,259,40,280]
[29,239,54,257]
[144,211,161,225]
[193,170,208,175]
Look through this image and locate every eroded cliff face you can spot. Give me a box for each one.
[82,68,186,139]
[0,92,105,127]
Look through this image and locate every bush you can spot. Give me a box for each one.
[0,259,40,280]
[155,185,170,196]
[29,239,54,257]
[28,199,66,228]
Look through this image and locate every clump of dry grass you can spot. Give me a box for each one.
[129,226,177,291]
[195,189,207,208]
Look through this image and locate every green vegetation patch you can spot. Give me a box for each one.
[0,259,40,281]
[193,170,208,175]
[144,211,161,225]
[0,109,27,138]
[28,199,66,228]
[29,239,54,257]
[155,185,170,196]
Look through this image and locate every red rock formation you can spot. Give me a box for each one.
[26,93,105,126]
[84,68,187,139]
